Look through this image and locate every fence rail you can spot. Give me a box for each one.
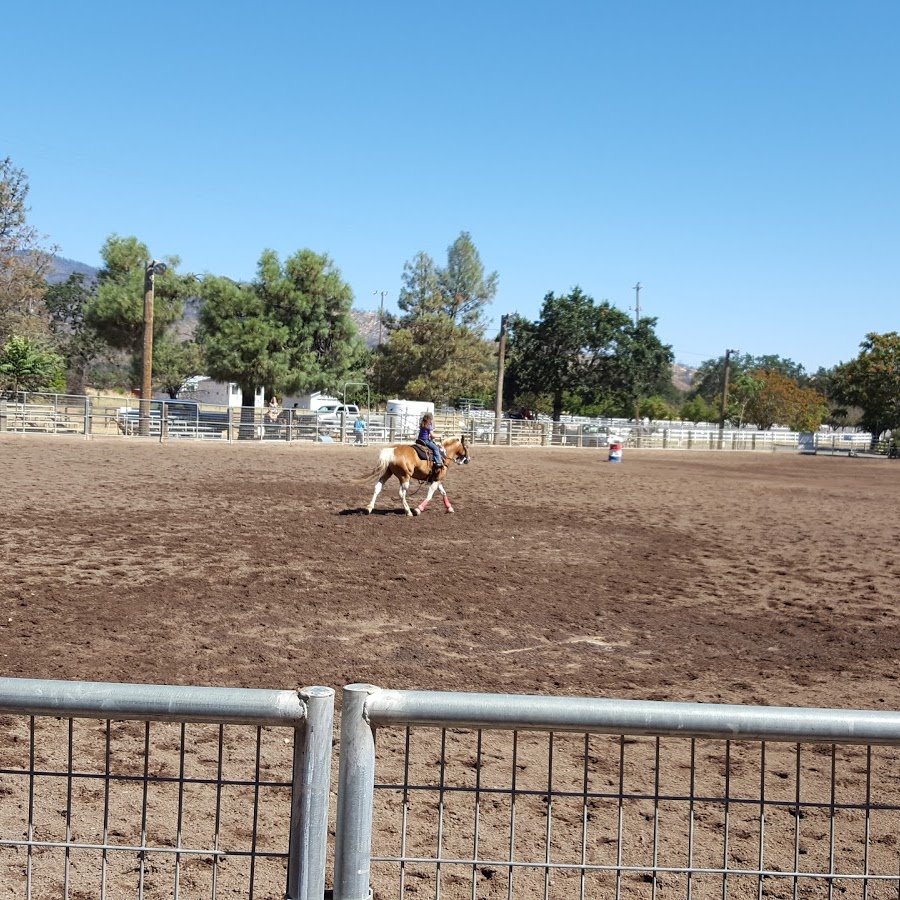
[6,677,900,899]
[334,685,900,900]
[0,392,878,454]
[0,677,333,900]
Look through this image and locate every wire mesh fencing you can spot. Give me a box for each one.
[0,679,333,900]
[335,687,900,900]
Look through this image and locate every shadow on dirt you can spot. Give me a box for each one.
[338,507,408,516]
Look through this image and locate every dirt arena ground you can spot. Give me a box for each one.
[2,435,900,898]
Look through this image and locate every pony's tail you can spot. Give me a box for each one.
[356,447,393,484]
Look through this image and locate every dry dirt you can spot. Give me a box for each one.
[2,436,900,899]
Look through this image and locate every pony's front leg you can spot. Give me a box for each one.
[415,482,440,515]
[399,479,415,516]
[437,483,454,513]
[366,474,389,514]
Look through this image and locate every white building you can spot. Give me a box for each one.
[178,377,265,408]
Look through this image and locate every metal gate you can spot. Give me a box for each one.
[0,677,333,900]
[334,685,900,900]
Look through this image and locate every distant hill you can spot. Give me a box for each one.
[47,255,100,284]
[672,362,696,392]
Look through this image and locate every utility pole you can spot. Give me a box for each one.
[373,291,387,347]
[631,283,642,423]
[494,314,509,445]
[140,260,167,436]
[719,348,736,434]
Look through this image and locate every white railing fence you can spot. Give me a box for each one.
[0,392,878,454]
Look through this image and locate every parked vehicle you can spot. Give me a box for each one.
[385,399,434,439]
[315,403,360,425]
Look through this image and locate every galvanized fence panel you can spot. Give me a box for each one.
[0,677,333,900]
[334,685,900,900]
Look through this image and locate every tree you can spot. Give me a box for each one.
[639,396,677,421]
[198,249,364,407]
[44,273,106,394]
[397,252,442,321]
[831,332,900,437]
[438,232,498,329]
[0,336,65,393]
[505,288,672,421]
[738,369,829,431]
[378,233,498,402]
[197,275,288,408]
[679,394,718,423]
[84,235,192,354]
[151,338,204,398]
[692,353,807,403]
[373,314,494,402]
[0,158,58,343]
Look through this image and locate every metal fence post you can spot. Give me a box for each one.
[83,396,91,439]
[287,686,335,900]
[334,684,378,900]
[0,397,6,433]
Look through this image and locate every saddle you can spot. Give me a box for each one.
[413,439,441,466]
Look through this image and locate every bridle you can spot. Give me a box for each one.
[453,435,471,465]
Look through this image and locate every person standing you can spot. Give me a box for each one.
[353,414,368,445]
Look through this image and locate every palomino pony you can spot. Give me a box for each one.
[363,436,470,516]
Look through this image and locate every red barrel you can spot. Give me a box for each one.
[608,442,623,463]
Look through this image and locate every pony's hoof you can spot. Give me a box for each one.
[411,509,420,517]
[445,507,455,514]
[365,508,373,515]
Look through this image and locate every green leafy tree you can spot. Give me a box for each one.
[639,396,677,421]
[198,249,363,407]
[620,317,676,419]
[84,235,192,354]
[438,232,498,329]
[679,394,718,423]
[44,273,106,394]
[258,248,363,394]
[397,252,442,320]
[506,288,672,421]
[373,314,494,402]
[198,275,288,408]
[0,158,58,343]
[378,233,498,402]
[151,338,204,399]
[0,335,65,392]
[831,332,900,437]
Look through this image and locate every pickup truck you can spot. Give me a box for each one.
[116,400,229,436]
[314,404,360,425]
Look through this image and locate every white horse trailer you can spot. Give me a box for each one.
[385,399,434,440]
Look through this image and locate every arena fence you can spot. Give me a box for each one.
[0,392,877,454]
[334,685,900,900]
[0,677,333,900]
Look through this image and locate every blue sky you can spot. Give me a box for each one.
[4,1,898,372]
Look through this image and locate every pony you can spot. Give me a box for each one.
[363,435,470,516]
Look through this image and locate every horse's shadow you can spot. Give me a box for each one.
[338,507,407,517]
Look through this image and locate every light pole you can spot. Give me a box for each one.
[139,259,168,436]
